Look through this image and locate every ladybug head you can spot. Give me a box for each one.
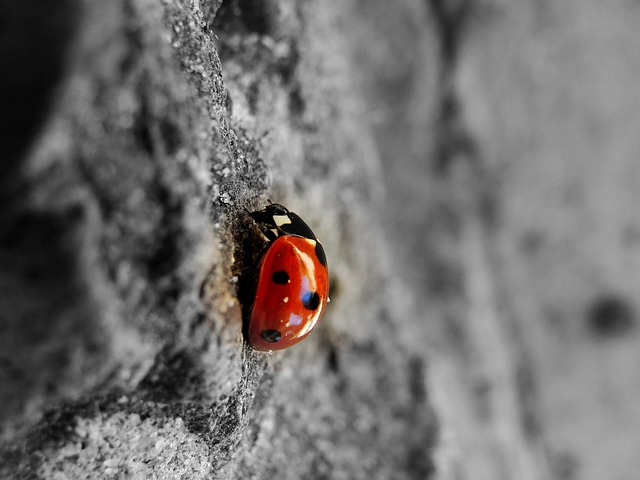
[266,202,289,216]
[249,203,288,224]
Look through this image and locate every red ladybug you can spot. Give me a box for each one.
[247,203,329,351]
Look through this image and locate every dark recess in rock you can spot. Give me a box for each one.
[587,295,635,338]
[0,0,79,185]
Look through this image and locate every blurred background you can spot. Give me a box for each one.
[351,1,640,479]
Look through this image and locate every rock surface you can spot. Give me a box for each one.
[1,0,434,479]
[2,0,640,479]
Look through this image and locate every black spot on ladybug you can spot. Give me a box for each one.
[302,291,320,311]
[272,270,289,285]
[587,295,635,338]
[315,242,327,267]
[261,329,282,343]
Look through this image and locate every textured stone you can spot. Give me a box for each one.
[0,0,435,479]
[5,0,639,479]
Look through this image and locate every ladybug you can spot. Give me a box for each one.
[247,202,329,351]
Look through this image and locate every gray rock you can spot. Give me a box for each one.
[0,1,436,479]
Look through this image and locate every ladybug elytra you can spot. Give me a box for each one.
[247,203,329,351]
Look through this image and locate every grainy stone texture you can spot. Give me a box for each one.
[0,0,434,479]
[3,0,640,479]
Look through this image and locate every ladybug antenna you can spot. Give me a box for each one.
[267,198,273,205]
